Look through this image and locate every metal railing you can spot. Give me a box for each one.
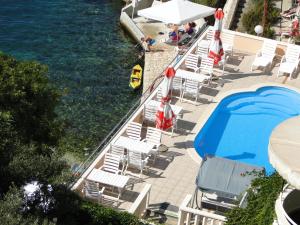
[70,23,209,187]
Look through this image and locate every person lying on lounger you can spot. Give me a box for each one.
[141,36,156,51]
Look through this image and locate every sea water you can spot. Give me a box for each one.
[0,0,141,153]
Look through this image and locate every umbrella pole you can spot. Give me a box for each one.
[132,7,134,19]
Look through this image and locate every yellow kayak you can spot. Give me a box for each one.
[129,64,143,90]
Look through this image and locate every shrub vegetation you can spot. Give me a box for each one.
[225,172,285,225]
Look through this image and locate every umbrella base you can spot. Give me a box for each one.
[158,144,169,153]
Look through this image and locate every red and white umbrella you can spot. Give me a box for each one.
[291,17,300,37]
[156,67,176,130]
[208,8,224,64]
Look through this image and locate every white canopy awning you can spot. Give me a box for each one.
[137,0,215,25]
[269,116,300,189]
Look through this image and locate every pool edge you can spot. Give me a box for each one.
[185,82,300,165]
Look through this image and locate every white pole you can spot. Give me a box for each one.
[132,0,136,19]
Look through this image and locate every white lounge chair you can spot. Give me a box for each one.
[126,122,142,140]
[100,153,122,174]
[83,180,105,203]
[251,39,277,72]
[127,151,149,178]
[143,127,162,163]
[277,44,300,79]
[185,53,200,72]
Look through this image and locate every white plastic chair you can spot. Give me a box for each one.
[109,144,127,169]
[180,79,202,103]
[156,86,163,101]
[143,104,157,125]
[143,127,162,163]
[251,39,277,72]
[127,151,149,178]
[206,28,214,41]
[172,76,183,97]
[100,153,122,174]
[198,56,214,84]
[83,180,105,203]
[221,32,234,56]
[126,122,142,140]
[277,44,300,79]
[185,53,200,72]
[196,42,209,60]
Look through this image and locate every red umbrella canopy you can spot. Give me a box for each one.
[208,8,224,64]
[156,67,176,130]
[291,17,300,37]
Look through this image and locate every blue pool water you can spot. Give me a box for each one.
[0,0,140,154]
[194,86,300,174]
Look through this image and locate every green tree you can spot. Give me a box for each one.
[241,0,279,38]
[0,53,67,193]
[225,172,285,225]
[0,186,56,225]
[0,53,62,146]
[0,53,143,225]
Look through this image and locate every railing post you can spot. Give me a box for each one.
[194,215,200,225]
[178,195,193,225]
[146,187,150,209]
[177,210,187,225]
[186,212,191,224]
[178,194,227,225]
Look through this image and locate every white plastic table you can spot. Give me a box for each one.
[146,99,183,117]
[176,69,210,83]
[87,168,129,191]
[114,136,155,154]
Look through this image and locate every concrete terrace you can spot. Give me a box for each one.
[133,15,206,92]
[72,28,300,224]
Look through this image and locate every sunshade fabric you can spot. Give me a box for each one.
[156,67,175,130]
[269,116,300,189]
[208,8,224,64]
[137,0,215,25]
[196,156,263,200]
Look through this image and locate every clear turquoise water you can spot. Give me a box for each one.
[0,0,141,152]
[194,87,300,174]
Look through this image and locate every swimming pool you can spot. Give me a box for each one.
[194,86,300,174]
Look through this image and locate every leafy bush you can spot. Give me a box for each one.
[225,172,285,225]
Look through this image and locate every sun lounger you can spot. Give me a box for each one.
[277,44,300,79]
[251,39,277,72]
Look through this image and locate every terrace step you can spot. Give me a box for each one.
[231,0,250,30]
[144,206,179,225]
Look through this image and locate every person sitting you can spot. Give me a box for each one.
[184,22,196,35]
[141,36,156,51]
[168,24,179,41]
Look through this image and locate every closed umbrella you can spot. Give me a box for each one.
[132,0,138,19]
[156,67,175,130]
[208,8,224,64]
